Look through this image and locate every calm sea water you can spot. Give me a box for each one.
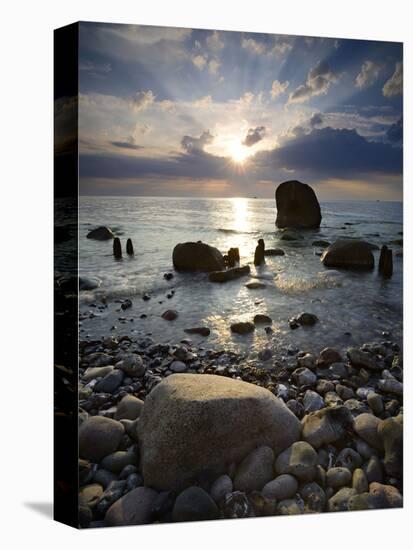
[77,197,403,356]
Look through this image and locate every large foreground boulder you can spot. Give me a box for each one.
[321,240,375,270]
[138,374,301,492]
[172,242,225,272]
[275,180,321,229]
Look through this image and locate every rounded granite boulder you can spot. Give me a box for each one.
[137,374,301,492]
[172,241,225,272]
[321,240,374,270]
[275,180,321,229]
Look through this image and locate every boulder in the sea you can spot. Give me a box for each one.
[275,180,322,229]
[230,321,255,334]
[161,309,178,321]
[208,265,250,283]
[320,240,375,270]
[264,248,285,256]
[86,226,115,240]
[137,373,301,492]
[172,241,225,272]
[378,245,393,278]
[79,276,102,291]
[113,237,122,259]
[227,247,240,267]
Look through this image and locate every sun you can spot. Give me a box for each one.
[229,142,250,164]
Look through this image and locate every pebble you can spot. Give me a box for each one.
[327,487,356,512]
[94,369,124,393]
[172,487,219,522]
[354,413,383,451]
[170,360,188,373]
[262,474,298,500]
[234,446,275,492]
[162,310,178,321]
[303,390,325,413]
[230,321,255,334]
[326,467,352,489]
[364,455,383,483]
[352,468,369,494]
[293,367,317,386]
[301,481,326,513]
[275,441,318,481]
[297,353,316,369]
[210,475,233,504]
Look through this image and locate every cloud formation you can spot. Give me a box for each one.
[355,60,382,88]
[309,112,324,127]
[383,62,403,97]
[242,126,266,147]
[130,90,155,112]
[181,130,214,153]
[289,61,339,104]
[110,140,143,150]
[270,80,289,99]
[386,118,403,144]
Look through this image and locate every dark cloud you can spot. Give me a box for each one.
[242,126,266,147]
[110,140,143,150]
[255,127,402,177]
[181,130,214,153]
[309,112,324,127]
[289,61,338,103]
[386,118,403,144]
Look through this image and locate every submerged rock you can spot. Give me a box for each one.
[230,321,255,334]
[184,327,210,336]
[209,265,250,283]
[86,226,115,240]
[321,240,374,270]
[172,241,225,272]
[264,248,285,256]
[275,180,322,229]
[137,374,301,492]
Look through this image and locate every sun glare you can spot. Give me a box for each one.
[229,142,250,164]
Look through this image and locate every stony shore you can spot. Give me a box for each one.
[78,328,403,527]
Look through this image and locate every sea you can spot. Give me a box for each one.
[76,197,403,357]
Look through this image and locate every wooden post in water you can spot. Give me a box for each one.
[113,237,122,259]
[126,238,134,256]
[254,239,265,266]
[379,245,393,278]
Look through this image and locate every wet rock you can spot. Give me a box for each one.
[287,399,304,418]
[336,385,355,401]
[116,354,145,377]
[262,474,298,500]
[105,486,158,526]
[209,265,250,283]
[83,365,114,382]
[93,468,117,489]
[87,226,115,240]
[316,380,335,395]
[303,390,325,413]
[254,314,272,324]
[184,327,210,336]
[327,362,349,380]
[79,416,124,462]
[138,374,301,492]
[275,180,321,229]
[377,378,403,395]
[230,321,255,334]
[327,487,356,512]
[367,392,384,415]
[96,480,126,516]
[354,413,383,451]
[326,467,352,489]
[277,497,305,515]
[227,247,240,267]
[264,248,285,256]
[348,483,402,510]
[170,360,188,373]
[79,276,102,291]
[173,241,225,272]
[297,353,316,369]
[317,347,342,367]
[86,352,112,368]
[245,281,267,289]
[275,441,318,481]
[79,483,103,511]
[293,367,317,387]
[378,416,403,477]
[312,240,330,247]
[343,398,370,417]
[114,395,144,421]
[335,448,362,471]
[210,475,233,504]
[321,240,374,270]
[121,299,132,310]
[301,481,326,513]
[234,446,275,492]
[94,369,124,393]
[162,310,178,321]
[258,348,273,362]
[347,348,380,371]
[221,491,254,519]
[172,487,219,522]
[378,245,393,278]
[301,406,354,448]
[352,468,369,494]
[296,313,318,326]
[364,455,383,483]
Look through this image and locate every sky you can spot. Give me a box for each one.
[71,22,403,199]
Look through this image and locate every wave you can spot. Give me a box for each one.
[275,270,344,294]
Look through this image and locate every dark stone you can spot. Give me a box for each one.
[172,241,225,272]
[79,417,124,462]
[253,314,272,324]
[164,272,174,280]
[230,321,255,334]
[94,369,124,393]
[264,248,285,256]
[121,299,132,310]
[297,312,318,326]
[87,226,115,240]
[321,240,374,270]
[221,491,254,519]
[126,238,134,255]
[208,265,250,283]
[172,487,219,522]
[113,237,122,259]
[79,276,101,291]
[227,247,240,267]
[275,180,321,229]
[312,240,330,247]
[378,417,403,477]
[254,239,265,266]
[162,310,178,321]
[184,327,211,336]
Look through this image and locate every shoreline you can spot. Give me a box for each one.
[78,328,403,527]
